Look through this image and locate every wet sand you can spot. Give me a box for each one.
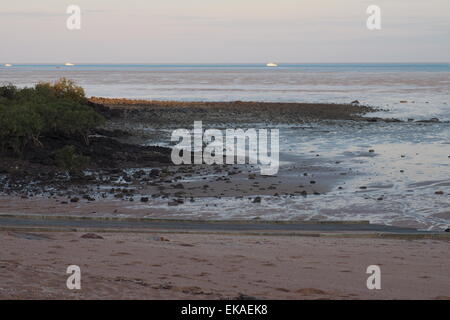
[0,161,349,220]
[0,231,449,300]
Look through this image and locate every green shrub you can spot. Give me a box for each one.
[0,103,44,154]
[0,78,104,155]
[55,145,90,173]
[0,84,17,100]
[35,78,86,103]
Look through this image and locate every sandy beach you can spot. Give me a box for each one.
[1,230,449,300]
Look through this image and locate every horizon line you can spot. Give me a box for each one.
[2,62,449,65]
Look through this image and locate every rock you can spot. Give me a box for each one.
[351,100,360,105]
[81,233,103,239]
[435,191,444,195]
[385,118,402,123]
[70,197,80,203]
[168,199,184,206]
[82,195,95,201]
[445,228,450,233]
[235,293,259,300]
[310,181,316,184]
[174,191,185,197]
[416,118,440,123]
[140,197,149,202]
[149,169,161,177]
[252,197,262,203]
[248,174,256,180]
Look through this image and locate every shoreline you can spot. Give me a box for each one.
[1,98,448,230]
[90,97,381,126]
[2,98,377,211]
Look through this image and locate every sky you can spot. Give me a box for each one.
[1,0,449,63]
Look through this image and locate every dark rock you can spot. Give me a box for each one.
[81,233,104,239]
[252,197,262,203]
[149,169,161,177]
[82,195,95,201]
[235,293,259,300]
[416,118,440,123]
[168,199,184,206]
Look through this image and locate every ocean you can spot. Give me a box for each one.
[1,63,449,120]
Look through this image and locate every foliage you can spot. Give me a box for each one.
[0,78,104,155]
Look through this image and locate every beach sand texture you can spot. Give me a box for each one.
[0,231,449,300]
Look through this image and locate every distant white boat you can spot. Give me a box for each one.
[266,62,278,67]
[64,62,75,66]
[4,63,13,67]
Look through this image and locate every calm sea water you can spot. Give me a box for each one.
[1,63,449,120]
[1,63,449,229]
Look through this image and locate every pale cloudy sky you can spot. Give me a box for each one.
[1,0,449,63]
